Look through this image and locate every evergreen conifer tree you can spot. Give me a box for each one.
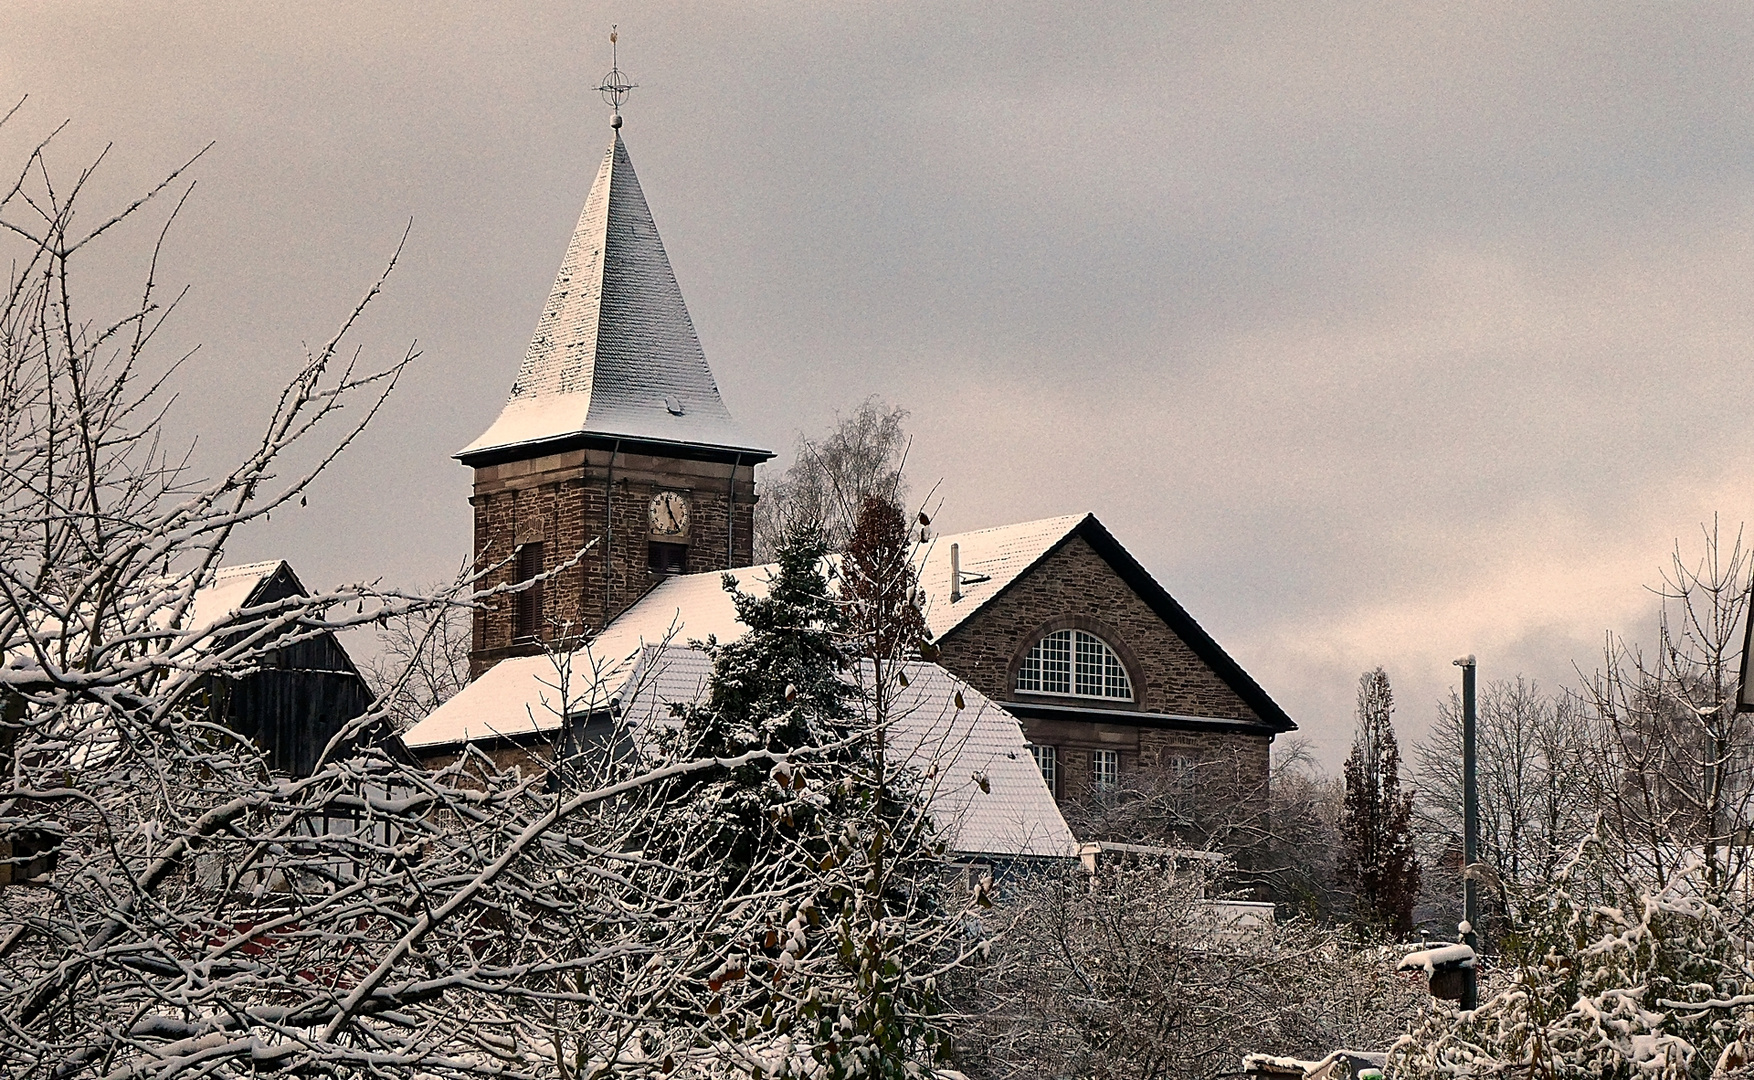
[642,518,971,1078]
[1339,667,1421,935]
[651,521,856,884]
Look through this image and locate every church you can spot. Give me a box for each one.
[400,101,1295,857]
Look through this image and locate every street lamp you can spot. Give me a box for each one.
[1453,654,1478,1011]
[1738,593,1754,713]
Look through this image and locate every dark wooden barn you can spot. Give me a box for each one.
[196,561,376,777]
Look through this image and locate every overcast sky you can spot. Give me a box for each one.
[7,2,1754,766]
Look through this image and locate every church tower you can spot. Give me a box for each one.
[458,102,772,677]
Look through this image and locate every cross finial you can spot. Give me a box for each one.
[598,26,636,129]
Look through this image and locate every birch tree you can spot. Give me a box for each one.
[754,398,910,560]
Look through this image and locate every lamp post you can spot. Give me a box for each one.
[1738,586,1754,714]
[1454,654,1478,1011]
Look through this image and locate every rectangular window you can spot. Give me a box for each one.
[1030,744,1057,796]
[1092,748,1119,793]
[514,542,544,641]
[649,541,689,576]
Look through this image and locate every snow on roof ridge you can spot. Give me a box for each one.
[935,512,1087,541]
[211,559,285,580]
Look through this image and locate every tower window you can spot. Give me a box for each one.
[649,541,688,576]
[1092,749,1119,793]
[514,542,544,641]
[1015,629,1133,700]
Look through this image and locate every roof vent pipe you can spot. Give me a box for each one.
[950,543,962,603]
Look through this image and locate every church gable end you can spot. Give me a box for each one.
[932,518,1291,802]
[936,533,1263,721]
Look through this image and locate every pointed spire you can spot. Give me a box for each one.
[461,131,770,462]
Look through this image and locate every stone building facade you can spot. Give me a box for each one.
[462,442,760,677]
[927,517,1292,804]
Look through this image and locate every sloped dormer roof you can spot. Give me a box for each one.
[460,131,771,464]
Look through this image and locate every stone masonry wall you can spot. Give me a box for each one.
[934,534,1274,802]
[936,535,1263,720]
[468,446,758,678]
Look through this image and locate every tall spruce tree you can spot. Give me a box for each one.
[655,520,856,884]
[1339,667,1421,935]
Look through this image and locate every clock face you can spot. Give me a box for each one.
[649,491,689,536]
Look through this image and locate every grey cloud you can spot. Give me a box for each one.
[4,1,1751,763]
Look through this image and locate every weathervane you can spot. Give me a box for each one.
[598,26,636,129]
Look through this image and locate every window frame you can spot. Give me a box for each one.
[1029,744,1058,797]
[1014,628,1134,702]
[1092,748,1119,793]
[513,542,545,641]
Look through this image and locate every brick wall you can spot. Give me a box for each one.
[935,534,1274,801]
[468,445,758,678]
[416,741,555,786]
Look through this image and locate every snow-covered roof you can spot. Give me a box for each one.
[460,131,769,462]
[409,637,1075,859]
[400,543,1081,857]
[187,560,292,638]
[872,659,1078,858]
[401,615,674,751]
[915,514,1086,640]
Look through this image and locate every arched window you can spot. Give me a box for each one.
[1015,629,1133,701]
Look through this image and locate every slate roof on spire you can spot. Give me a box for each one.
[460,132,770,463]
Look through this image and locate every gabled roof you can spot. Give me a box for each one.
[924,514,1297,734]
[187,560,305,641]
[187,560,367,682]
[915,514,1087,640]
[460,131,771,464]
